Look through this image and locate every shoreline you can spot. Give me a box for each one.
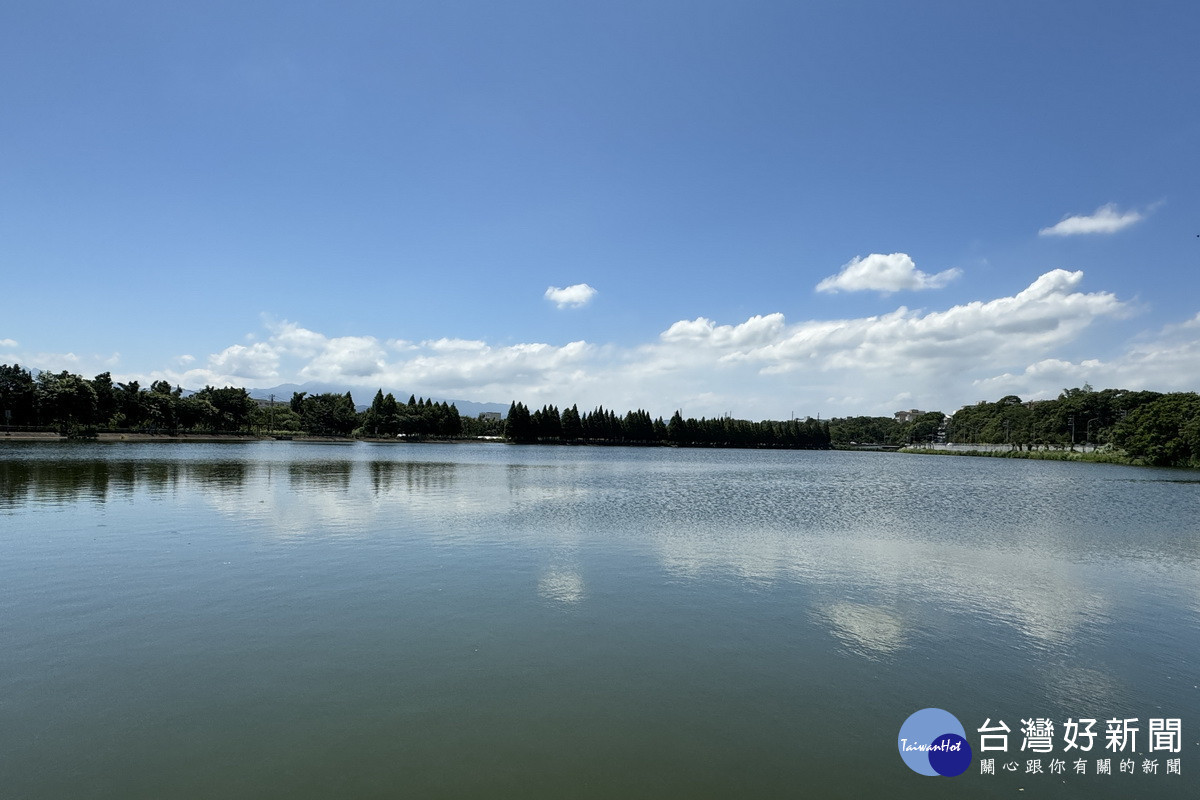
[898,445,1156,468]
[0,431,503,444]
[4,433,1195,470]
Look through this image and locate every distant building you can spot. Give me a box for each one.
[896,408,949,443]
[479,411,502,422]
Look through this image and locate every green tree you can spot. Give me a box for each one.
[533,405,562,441]
[1114,393,1200,467]
[561,404,583,441]
[193,386,256,432]
[297,392,359,436]
[828,416,900,445]
[439,402,462,437]
[116,380,148,429]
[35,370,98,434]
[0,364,37,427]
[254,404,302,433]
[504,402,534,443]
[379,392,401,436]
[624,409,654,442]
[668,410,687,445]
[141,381,180,432]
[361,389,388,436]
[178,394,217,431]
[90,372,118,426]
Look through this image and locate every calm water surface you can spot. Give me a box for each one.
[2,441,1198,798]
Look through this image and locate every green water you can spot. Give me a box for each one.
[2,441,1197,798]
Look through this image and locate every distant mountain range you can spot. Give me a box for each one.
[244,381,510,417]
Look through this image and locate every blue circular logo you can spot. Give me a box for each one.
[898,708,972,776]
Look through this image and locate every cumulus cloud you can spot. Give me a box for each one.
[973,311,1200,401]
[1039,203,1145,236]
[207,342,280,380]
[132,271,1198,419]
[299,335,387,380]
[545,283,597,308]
[269,320,328,358]
[425,338,489,353]
[0,347,127,379]
[148,320,598,407]
[815,253,962,294]
[663,270,1125,379]
[661,314,787,349]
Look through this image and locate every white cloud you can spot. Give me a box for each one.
[973,311,1200,401]
[815,253,962,294]
[1038,203,1145,236]
[298,335,387,380]
[661,314,787,349]
[0,338,17,348]
[31,352,80,368]
[425,338,489,353]
[0,349,123,378]
[134,271,1199,419]
[207,342,280,380]
[545,283,597,308]
[679,270,1123,371]
[602,269,1129,415]
[269,320,327,357]
[148,322,598,405]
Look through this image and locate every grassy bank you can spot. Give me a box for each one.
[899,446,1140,466]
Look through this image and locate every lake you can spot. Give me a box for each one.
[2,441,1197,798]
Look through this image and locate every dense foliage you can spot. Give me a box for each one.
[0,364,463,440]
[355,391,462,439]
[827,412,946,447]
[938,386,1189,463]
[941,386,1199,468]
[820,386,1200,468]
[4,364,1195,465]
[503,402,831,449]
[1,364,263,437]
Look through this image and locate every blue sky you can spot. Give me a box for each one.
[3,1,1198,418]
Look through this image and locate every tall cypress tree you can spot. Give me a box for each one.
[505,402,534,443]
[561,404,583,441]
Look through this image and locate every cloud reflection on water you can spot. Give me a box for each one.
[56,455,1119,652]
[538,568,585,606]
[9,445,1196,674]
[817,602,907,659]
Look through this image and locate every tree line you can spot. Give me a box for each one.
[828,411,947,447]
[503,402,831,449]
[944,385,1200,467]
[0,364,466,439]
[0,364,265,436]
[813,385,1200,469]
[3,364,1195,465]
